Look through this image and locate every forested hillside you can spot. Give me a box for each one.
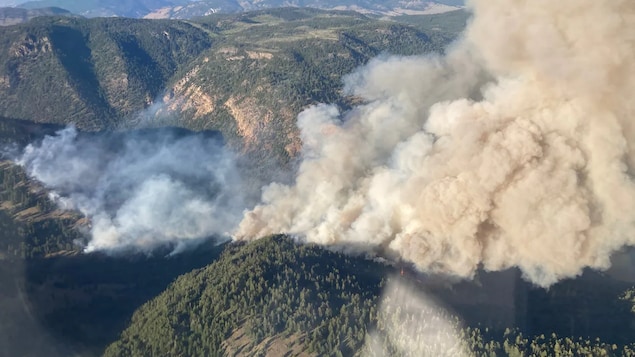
[2,6,633,357]
[0,13,466,355]
[143,0,463,19]
[0,16,213,129]
[0,6,75,26]
[0,118,231,356]
[0,118,83,259]
[0,8,467,164]
[17,0,189,18]
[105,235,635,357]
[0,127,633,356]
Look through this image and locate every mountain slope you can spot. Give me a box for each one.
[155,8,461,161]
[0,118,84,259]
[0,9,467,165]
[104,235,389,357]
[144,0,463,19]
[0,6,75,26]
[0,16,213,130]
[104,235,635,357]
[0,118,231,357]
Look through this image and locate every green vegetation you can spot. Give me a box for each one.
[104,235,388,357]
[15,0,464,19]
[0,161,83,258]
[1,8,633,357]
[0,132,227,355]
[0,8,465,167]
[18,0,189,18]
[0,118,226,356]
[0,118,83,259]
[0,240,227,357]
[105,235,635,357]
[0,16,212,129]
[0,154,632,357]
[162,8,462,166]
[393,8,470,38]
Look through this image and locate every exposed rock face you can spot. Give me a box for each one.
[0,75,8,89]
[225,95,273,150]
[165,84,216,119]
[159,63,218,127]
[246,50,273,60]
[10,36,52,57]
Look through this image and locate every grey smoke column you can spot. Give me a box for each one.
[18,126,247,253]
[236,0,635,287]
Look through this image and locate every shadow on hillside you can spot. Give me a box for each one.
[395,261,635,346]
[0,240,226,357]
[2,240,634,357]
[49,26,115,122]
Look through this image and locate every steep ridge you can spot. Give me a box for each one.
[0,118,229,357]
[105,235,635,356]
[0,9,467,165]
[0,16,213,130]
[155,9,465,165]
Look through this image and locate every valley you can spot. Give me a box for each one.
[7,0,464,19]
[0,4,633,357]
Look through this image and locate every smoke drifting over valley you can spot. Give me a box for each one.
[16,127,248,253]
[236,0,635,286]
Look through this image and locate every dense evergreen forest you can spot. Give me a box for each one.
[105,235,635,357]
[0,8,468,166]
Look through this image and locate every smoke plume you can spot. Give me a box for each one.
[17,126,248,253]
[236,0,635,286]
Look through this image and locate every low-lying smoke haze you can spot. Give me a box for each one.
[16,126,249,253]
[236,0,635,287]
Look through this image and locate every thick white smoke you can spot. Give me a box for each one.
[236,0,635,286]
[17,126,249,253]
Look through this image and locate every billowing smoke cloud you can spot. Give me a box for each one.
[236,0,635,286]
[17,126,249,253]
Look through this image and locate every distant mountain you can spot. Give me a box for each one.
[0,6,75,25]
[14,0,463,19]
[17,0,191,18]
[145,0,468,19]
[0,16,213,130]
[146,0,465,19]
